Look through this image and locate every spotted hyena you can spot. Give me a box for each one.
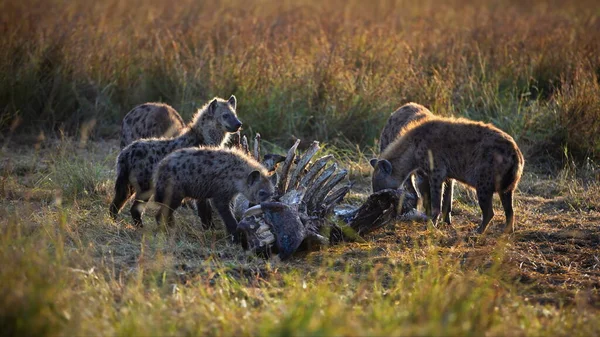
[109,96,241,226]
[120,102,186,149]
[375,103,454,222]
[153,147,277,240]
[371,117,524,234]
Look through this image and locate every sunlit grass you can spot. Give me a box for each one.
[1,205,597,336]
[1,0,599,158]
[1,140,600,336]
[1,0,600,335]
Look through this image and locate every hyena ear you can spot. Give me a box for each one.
[228,95,237,110]
[263,153,286,172]
[247,170,261,187]
[369,158,378,168]
[207,98,218,116]
[269,172,279,185]
[377,159,393,175]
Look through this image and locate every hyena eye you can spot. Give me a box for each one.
[258,190,270,198]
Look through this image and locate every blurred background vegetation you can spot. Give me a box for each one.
[1,0,599,160]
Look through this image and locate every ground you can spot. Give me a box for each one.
[1,136,599,335]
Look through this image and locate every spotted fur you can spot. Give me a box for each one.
[153,147,277,240]
[378,103,433,153]
[109,96,241,226]
[120,102,186,149]
[371,117,524,234]
[374,103,454,222]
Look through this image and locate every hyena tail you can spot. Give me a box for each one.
[501,147,525,193]
[109,156,133,219]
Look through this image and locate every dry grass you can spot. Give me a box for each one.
[1,138,599,336]
[1,0,600,335]
[1,0,600,158]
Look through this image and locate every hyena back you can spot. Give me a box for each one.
[120,103,186,149]
[371,117,524,234]
[378,102,433,153]
[153,147,277,240]
[375,103,454,223]
[109,96,241,227]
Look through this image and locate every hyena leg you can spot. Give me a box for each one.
[109,180,133,219]
[196,199,215,229]
[154,187,182,227]
[475,188,495,234]
[428,175,445,226]
[499,189,515,233]
[417,175,431,216]
[155,199,182,228]
[213,196,239,243]
[406,173,422,209]
[130,191,151,227]
[441,179,454,224]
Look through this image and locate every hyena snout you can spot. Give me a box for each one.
[257,189,273,202]
[246,171,278,204]
[370,159,400,192]
[223,114,242,132]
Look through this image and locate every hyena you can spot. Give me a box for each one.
[375,103,454,223]
[109,96,241,227]
[153,147,277,240]
[371,117,524,234]
[120,102,186,149]
[379,103,433,153]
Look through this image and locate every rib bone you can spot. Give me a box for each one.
[287,141,320,190]
[303,163,337,208]
[241,135,249,155]
[323,184,352,214]
[311,169,348,210]
[253,133,261,161]
[298,155,333,189]
[276,139,300,196]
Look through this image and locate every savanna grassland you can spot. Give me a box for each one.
[1,0,600,336]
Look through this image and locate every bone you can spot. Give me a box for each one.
[323,184,352,214]
[230,131,241,149]
[255,223,270,234]
[298,154,333,188]
[280,188,306,207]
[253,133,261,161]
[311,169,348,210]
[287,141,320,190]
[259,232,276,247]
[241,135,250,154]
[276,139,300,196]
[243,204,263,218]
[397,209,428,222]
[303,163,337,210]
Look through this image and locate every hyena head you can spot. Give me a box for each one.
[209,95,242,133]
[370,158,401,192]
[245,170,278,204]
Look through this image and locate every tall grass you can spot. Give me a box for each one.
[1,0,599,158]
[1,210,598,336]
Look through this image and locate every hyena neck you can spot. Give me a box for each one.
[396,156,419,184]
[198,115,229,146]
[235,180,252,202]
[207,128,231,147]
[172,128,205,149]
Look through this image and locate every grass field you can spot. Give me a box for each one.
[1,0,600,335]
